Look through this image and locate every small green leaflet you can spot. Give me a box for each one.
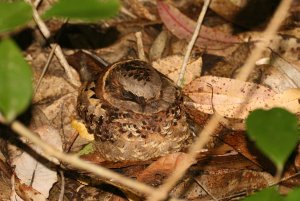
[242,187,281,201]
[246,108,299,172]
[0,39,32,122]
[44,0,120,21]
[284,187,300,201]
[78,143,95,156]
[242,187,300,201]
[0,1,32,33]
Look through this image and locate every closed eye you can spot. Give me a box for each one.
[121,89,146,106]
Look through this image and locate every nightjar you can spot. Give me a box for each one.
[76,58,194,162]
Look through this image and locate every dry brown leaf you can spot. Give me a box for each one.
[191,169,274,199]
[33,75,76,104]
[170,153,275,200]
[157,1,241,50]
[152,55,202,85]
[10,126,62,199]
[40,93,78,148]
[183,76,300,119]
[219,131,272,168]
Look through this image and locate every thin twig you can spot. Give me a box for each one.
[34,44,57,96]
[81,49,109,67]
[148,0,293,200]
[194,178,218,201]
[25,0,80,87]
[10,120,155,196]
[33,0,42,8]
[176,0,211,87]
[58,170,65,201]
[270,171,300,186]
[120,6,137,19]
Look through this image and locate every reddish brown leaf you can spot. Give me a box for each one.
[137,153,194,185]
[157,1,241,49]
[13,176,47,201]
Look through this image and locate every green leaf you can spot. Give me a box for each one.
[284,187,300,201]
[246,108,299,171]
[44,0,119,21]
[0,39,32,122]
[242,187,282,201]
[0,1,32,33]
[78,143,95,156]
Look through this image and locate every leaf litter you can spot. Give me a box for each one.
[1,0,300,200]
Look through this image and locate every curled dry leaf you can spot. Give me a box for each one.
[10,126,62,199]
[183,76,300,119]
[152,55,202,86]
[157,1,241,50]
[262,52,300,93]
[12,176,47,201]
[149,29,169,61]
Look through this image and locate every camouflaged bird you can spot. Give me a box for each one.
[75,57,194,162]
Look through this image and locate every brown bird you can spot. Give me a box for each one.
[76,58,194,162]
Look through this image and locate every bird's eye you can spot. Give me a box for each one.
[121,89,137,102]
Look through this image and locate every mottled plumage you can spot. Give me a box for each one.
[77,60,193,162]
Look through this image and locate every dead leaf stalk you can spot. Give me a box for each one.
[24,0,80,87]
[58,170,65,201]
[149,0,293,200]
[176,0,211,87]
[34,44,57,96]
[135,31,147,61]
